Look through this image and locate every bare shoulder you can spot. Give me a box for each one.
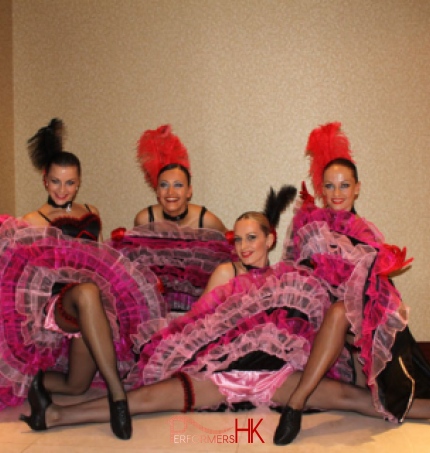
[22,210,44,226]
[86,204,100,216]
[203,261,235,294]
[134,206,150,226]
[201,208,227,233]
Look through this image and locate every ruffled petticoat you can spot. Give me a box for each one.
[124,262,356,407]
[282,202,430,422]
[107,223,233,314]
[0,216,165,409]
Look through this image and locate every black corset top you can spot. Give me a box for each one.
[38,207,101,241]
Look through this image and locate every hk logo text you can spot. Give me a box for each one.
[170,415,265,444]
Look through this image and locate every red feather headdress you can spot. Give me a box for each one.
[137,124,191,190]
[306,122,355,198]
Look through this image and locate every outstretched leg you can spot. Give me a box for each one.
[303,377,430,419]
[41,375,225,429]
[273,372,379,417]
[273,371,430,445]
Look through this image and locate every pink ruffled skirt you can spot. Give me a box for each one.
[0,216,165,409]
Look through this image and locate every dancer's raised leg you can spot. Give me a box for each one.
[274,301,350,445]
[43,337,97,395]
[56,283,125,401]
[22,282,131,438]
[289,301,350,410]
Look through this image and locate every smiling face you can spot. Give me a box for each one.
[322,164,360,212]
[156,167,192,216]
[44,164,80,205]
[233,218,273,268]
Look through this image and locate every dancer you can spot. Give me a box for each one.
[202,186,297,293]
[134,124,226,232]
[274,122,430,445]
[110,124,231,315]
[202,187,295,294]
[13,118,152,439]
[20,185,299,438]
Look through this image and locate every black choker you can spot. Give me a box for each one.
[242,262,268,271]
[162,207,188,222]
[47,196,72,212]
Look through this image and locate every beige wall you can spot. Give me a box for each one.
[5,0,430,338]
[0,0,15,214]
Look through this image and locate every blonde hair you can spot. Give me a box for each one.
[235,212,271,236]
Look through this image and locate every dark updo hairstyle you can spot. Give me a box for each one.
[28,118,81,176]
[323,157,359,183]
[158,163,191,185]
[235,185,297,248]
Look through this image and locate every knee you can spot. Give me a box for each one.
[327,301,347,324]
[71,282,101,304]
[65,380,92,395]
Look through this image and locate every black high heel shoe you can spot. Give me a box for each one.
[108,393,132,440]
[273,405,302,445]
[19,370,52,431]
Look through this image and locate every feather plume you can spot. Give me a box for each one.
[137,124,191,190]
[28,118,64,171]
[306,122,355,198]
[263,185,297,228]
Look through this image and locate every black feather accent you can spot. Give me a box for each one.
[28,118,64,170]
[263,185,297,228]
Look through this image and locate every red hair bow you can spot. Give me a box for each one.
[270,227,277,249]
[225,230,235,245]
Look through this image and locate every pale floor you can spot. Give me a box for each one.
[0,389,429,453]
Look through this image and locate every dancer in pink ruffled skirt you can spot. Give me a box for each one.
[110,124,230,316]
[274,122,430,445]
[6,119,163,439]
